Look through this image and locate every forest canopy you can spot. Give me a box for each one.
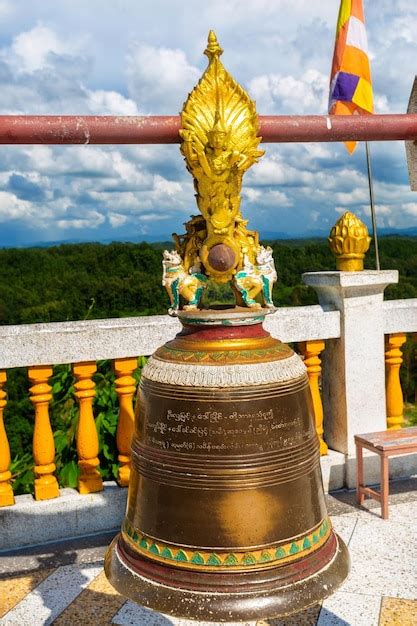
[0,236,416,325]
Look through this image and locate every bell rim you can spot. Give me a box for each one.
[104,531,350,621]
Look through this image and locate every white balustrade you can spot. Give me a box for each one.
[2,275,417,550]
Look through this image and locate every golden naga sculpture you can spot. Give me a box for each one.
[328,210,371,271]
[165,31,275,312]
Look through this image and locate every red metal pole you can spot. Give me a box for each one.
[260,115,417,143]
[0,114,416,144]
[0,116,181,145]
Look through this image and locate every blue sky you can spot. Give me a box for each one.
[0,0,417,246]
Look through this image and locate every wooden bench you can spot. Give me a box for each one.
[355,427,417,519]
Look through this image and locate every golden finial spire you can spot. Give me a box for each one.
[204,30,223,60]
[328,211,372,271]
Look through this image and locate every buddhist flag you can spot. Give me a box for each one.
[329,0,374,153]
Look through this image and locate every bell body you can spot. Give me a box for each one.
[105,309,349,621]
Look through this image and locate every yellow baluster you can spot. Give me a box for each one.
[0,371,14,507]
[73,362,103,494]
[29,366,59,500]
[385,333,407,430]
[114,357,138,486]
[299,340,328,455]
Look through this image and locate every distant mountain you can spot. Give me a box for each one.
[263,226,417,240]
[3,227,417,250]
[378,226,417,237]
[262,228,334,240]
[0,233,173,249]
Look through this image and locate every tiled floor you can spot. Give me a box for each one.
[1,483,416,625]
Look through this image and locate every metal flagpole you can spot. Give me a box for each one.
[365,141,381,271]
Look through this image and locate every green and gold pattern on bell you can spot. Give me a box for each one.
[154,343,290,365]
[122,518,332,572]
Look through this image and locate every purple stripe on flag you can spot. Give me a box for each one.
[331,71,360,102]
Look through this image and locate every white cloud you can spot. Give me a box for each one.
[91,191,144,212]
[0,191,35,221]
[263,189,293,207]
[126,43,199,113]
[250,69,328,114]
[57,210,105,230]
[139,212,172,222]
[243,187,261,202]
[86,90,139,116]
[153,175,182,197]
[402,202,417,217]
[334,188,369,205]
[0,0,12,17]
[9,23,84,73]
[108,212,128,227]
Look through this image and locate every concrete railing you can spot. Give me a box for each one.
[2,268,417,551]
[0,305,340,369]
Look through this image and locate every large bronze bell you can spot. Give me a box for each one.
[105,309,349,621]
[105,30,349,621]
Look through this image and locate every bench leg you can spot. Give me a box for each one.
[381,455,389,520]
[356,443,365,505]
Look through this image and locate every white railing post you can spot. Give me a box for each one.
[303,270,398,487]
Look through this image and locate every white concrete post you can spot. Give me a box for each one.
[303,271,398,487]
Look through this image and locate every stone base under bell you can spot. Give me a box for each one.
[105,531,350,622]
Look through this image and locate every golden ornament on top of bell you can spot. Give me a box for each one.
[105,31,349,621]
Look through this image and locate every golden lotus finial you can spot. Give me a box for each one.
[328,211,371,271]
[205,30,223,59]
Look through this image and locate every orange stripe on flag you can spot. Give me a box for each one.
[332,100,357,116]
[340,45,371,83]
[332,101,359,154]
[351,0,364,22]
[331,21,349,78]
[344,141,357,154]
